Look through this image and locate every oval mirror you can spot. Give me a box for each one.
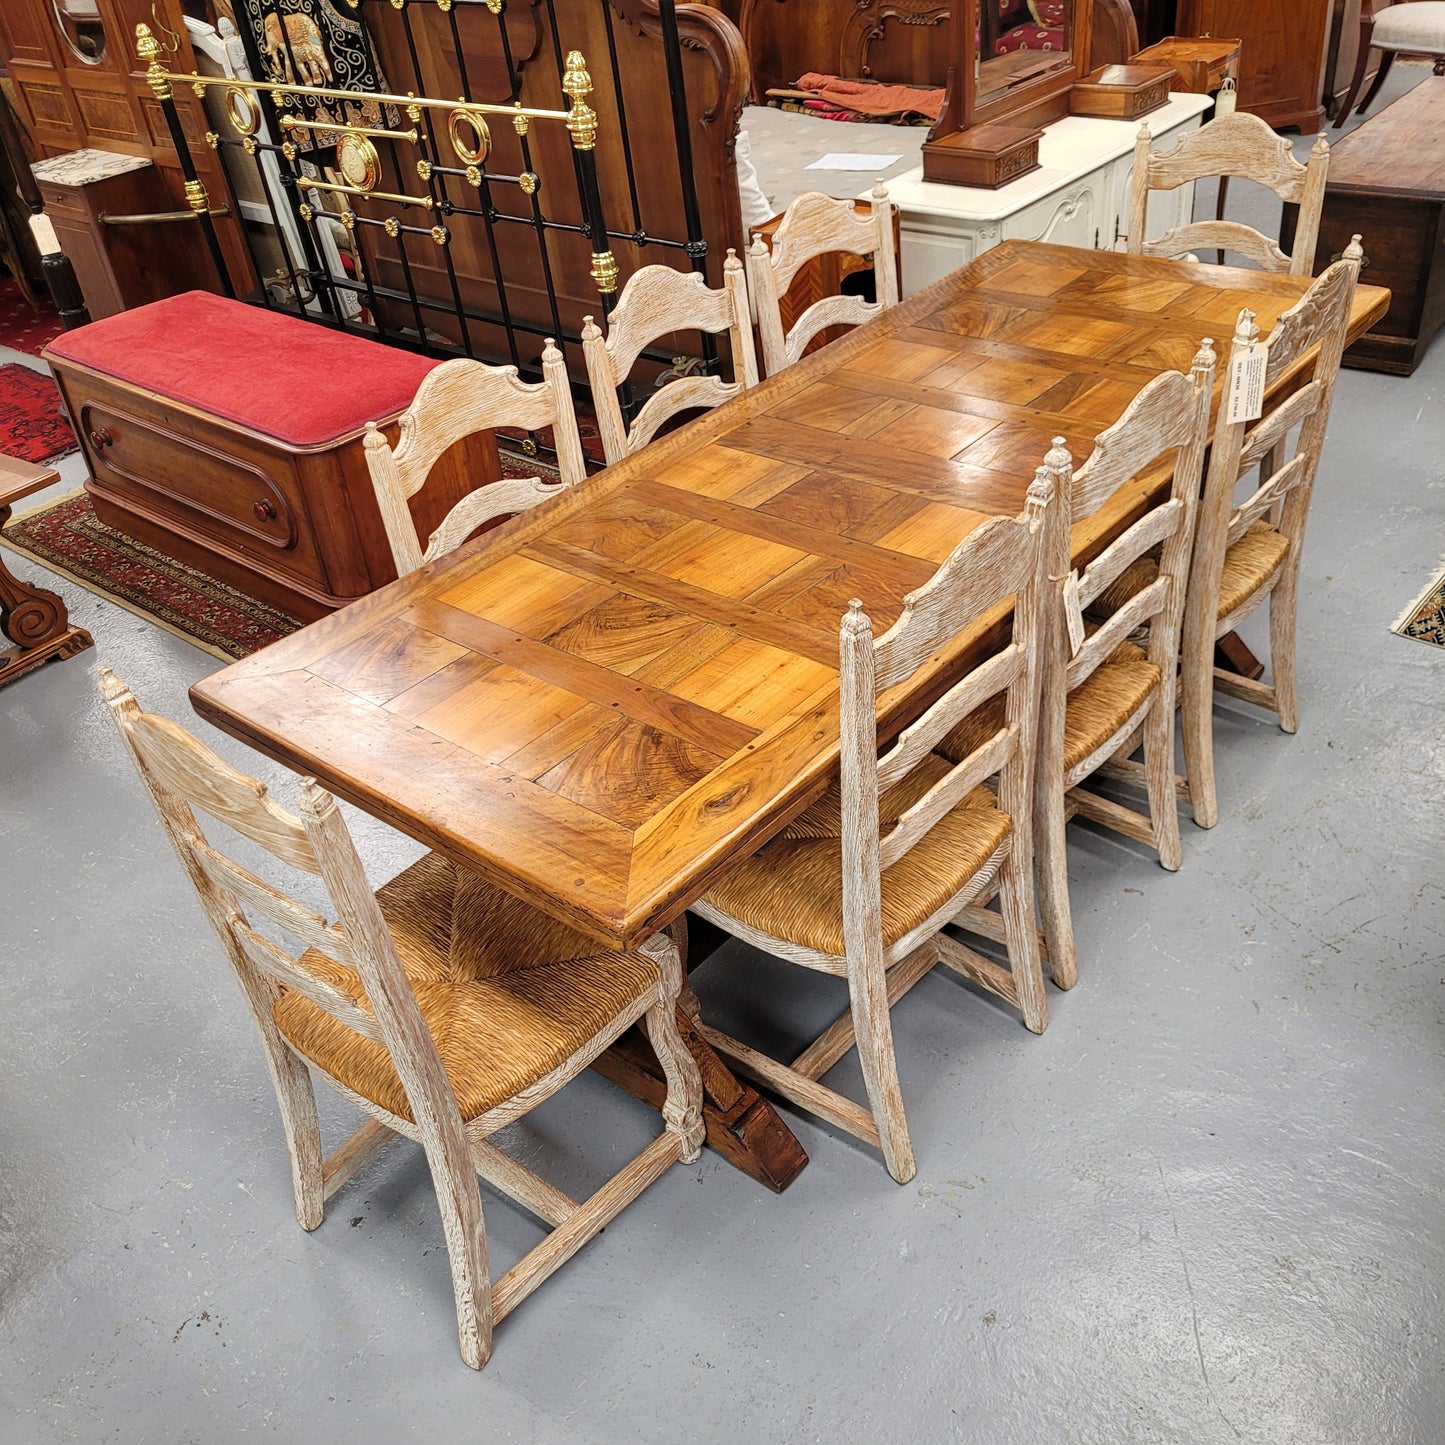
[50,0,108,65]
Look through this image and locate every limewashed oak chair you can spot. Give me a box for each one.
[364,342,587,578]
[1128,112,1329,276]
[746,182,899,376]
[101,666,703,1369]
[581,251,758,465]
[691,476,1055,1184]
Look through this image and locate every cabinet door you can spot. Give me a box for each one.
[899,224,984,296]
[1178,0,1329,132]
[1004,182,1102,250]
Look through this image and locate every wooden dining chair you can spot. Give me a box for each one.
[1177,240,1364,828]
[364,342,587,578]
[580,251,758,465]
[690,477,1055,1184]
[747,182,899,376]
[1127,112,1330,276]
[99,666,703,1370]
[938,348,1215,988]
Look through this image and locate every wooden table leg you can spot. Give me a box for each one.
[0,458,94,687]
[590,911,809,1193]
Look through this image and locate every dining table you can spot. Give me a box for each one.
[191,239,1390,1191]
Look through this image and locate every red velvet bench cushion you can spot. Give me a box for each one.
[46,291,439,448]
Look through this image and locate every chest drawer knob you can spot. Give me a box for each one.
[253,499,278,523]
[89,426,113,449]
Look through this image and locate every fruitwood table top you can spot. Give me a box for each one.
[192,242,1388,948]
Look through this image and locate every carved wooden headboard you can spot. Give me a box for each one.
[739,0,952,98]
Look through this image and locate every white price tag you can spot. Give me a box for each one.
[1062,570,1086,658]
[1226,347,1267,425]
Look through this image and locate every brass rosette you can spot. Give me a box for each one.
[448,109,492,167]
[336,133,381,193]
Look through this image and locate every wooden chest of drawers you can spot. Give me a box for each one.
[46,354,498,622]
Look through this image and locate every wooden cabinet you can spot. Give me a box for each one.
[888,91,1210,293]
[1175,0,1332,132]
[33,150,212,319]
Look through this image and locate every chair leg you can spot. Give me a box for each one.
[1335,42,1376,127]
[847,961,916,1183]
[422,1143,492,1369]
[999,850,1049,1032]
[1033,765,1077,991]
[1179,640,1220,830]
[262,1037,325,1231]
[1142,699,1183,872]
[1269,570,1301,735]
[1356,48,1395,117]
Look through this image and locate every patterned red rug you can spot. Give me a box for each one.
[0,274,64,356]
[0,445,562,660]
[0,362,77,464]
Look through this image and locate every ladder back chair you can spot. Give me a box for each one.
[690,478,1055,1184]
[1178,240,1364,828]
[939,350,1214,988]
[99,666,703,1370]
[1127,112,1330,276]
[747,181,900,376]
[581,250,758,465]
[364,342,587,578]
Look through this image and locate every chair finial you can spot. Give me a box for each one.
[580,314,601,341]
[1192,336,1217,373]
[871,179,889,203]
[1044,435,1072,476]
[363,420,387,451]
[841,597,872,638]
[1232,307,1260,349]
[1344,233,1365,265]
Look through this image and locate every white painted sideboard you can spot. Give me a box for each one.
[875,93,1214,296]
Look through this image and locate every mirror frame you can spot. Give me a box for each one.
[928,0,1096,147]
[49,0,110,67]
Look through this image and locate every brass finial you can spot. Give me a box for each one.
[564,52,598,150]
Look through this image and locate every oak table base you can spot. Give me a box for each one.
[0,457,93,687]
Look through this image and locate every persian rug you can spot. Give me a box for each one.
[1391,560,1445,650]
[0,444,564,661]
[0,362,76,463]
[0,274,63,357]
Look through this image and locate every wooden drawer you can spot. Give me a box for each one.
[77,395,323,575]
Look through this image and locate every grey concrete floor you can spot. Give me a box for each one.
[2,72,1442,1445]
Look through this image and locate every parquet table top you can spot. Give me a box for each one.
[192,242,1389,947]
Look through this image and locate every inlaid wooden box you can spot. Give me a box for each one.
[1069,64,1174,121]
[916,123,1042,190]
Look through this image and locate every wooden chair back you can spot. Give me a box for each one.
[838,477,1054,959]
[1189,240,1363,638]
[364,343,587,577]
[748,182,900,375]
[97,664,483,1253]
[1127,112,1330,275]
[1046,342,1216,703]
[580,250,759,464]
